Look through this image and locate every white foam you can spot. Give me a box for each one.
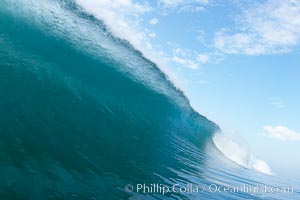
[252,159,272,175]
[73,0,187,91]
[213,133,272,175]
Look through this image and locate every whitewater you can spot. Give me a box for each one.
[0,0,299,199]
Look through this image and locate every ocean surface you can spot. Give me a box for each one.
[0,0,299,199]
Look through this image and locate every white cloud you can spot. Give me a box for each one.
[177,5,205,13]
[158,0,209,12]
[159,0,184,7]
[197,53,209,63]
[173,47,187,56]
[159,0,209,7]
[195,6,205,12]
[170,46,209,69]
[149,18,159,25]
[148,32,156,38]
[214,0,300,55]
[172,56,199,70]
[264,126,300,141]
[270,98,286,108]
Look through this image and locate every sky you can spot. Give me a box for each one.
[75,0,300,178]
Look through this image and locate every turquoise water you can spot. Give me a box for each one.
[0,0,299,199]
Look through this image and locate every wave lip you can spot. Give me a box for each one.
[212,133,272,175]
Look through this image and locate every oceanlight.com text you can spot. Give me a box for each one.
[124,183,293,196]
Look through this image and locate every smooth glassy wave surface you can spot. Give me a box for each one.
[0,1,299,199]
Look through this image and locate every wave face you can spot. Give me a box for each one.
[0,0,299,199]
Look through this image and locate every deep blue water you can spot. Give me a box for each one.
[0,0,299,199]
